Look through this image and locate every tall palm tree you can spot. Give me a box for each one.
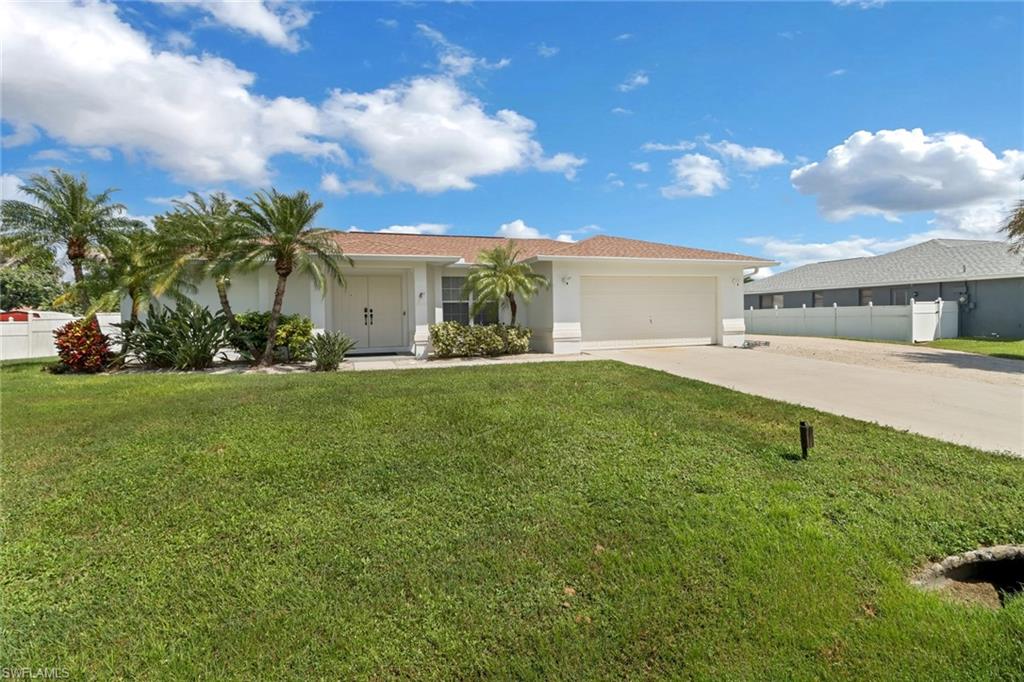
[0,169,140,307]
[154,192,246,324]
[465,241,549,325]
[1002,200,1024,254]
[235,189,349,366]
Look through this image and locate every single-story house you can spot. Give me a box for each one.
[744,239,1024,339]
[141,233,774,357]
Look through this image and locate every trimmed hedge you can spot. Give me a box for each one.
[429,322,531,358]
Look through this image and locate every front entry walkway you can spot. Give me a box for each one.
[591,345,1023,456]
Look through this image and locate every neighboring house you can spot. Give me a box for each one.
[136,233,773,357]
[744,239,1024,339]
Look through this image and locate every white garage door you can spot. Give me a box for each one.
[581,276,716,349]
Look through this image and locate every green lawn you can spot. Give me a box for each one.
[2,361,1023,679]
[925,337,1024,361]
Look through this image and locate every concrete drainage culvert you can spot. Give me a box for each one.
[911,545,1024,609]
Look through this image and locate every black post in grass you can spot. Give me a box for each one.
[800,421,814,459]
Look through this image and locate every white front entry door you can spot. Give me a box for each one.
[335,275,404,350]
[580,275,717,349]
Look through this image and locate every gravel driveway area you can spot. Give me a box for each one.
[745,335,1022,387]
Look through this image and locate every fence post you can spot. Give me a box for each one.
[936,298,943,340]
[910,298,916,342]
[868,301,874,339]
[833,302,838,337]
[26,317,34,358]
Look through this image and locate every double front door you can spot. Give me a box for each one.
[336,276,404,350]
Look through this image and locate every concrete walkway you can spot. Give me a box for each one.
[591,346,1023,456]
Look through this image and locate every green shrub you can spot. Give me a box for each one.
[428,322,532,358]
[121,301,229,370]
[52,317,112,373]
[310,331,357,371]
[230,312,314,362]
[499,325,531,354]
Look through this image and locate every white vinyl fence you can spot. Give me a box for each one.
[0,313,121,361]
[744,299,958,343]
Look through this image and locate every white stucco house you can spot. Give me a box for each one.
[132,232,775,357]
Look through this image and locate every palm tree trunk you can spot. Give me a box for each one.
[71,258,90,309]
[506,292,517,326]
[259,273,289,366]
[215,277,238,326]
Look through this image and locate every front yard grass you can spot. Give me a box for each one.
[925,337,1024,361]
[2,360,1022,678]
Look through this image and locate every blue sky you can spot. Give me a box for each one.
[2,1,1022,274]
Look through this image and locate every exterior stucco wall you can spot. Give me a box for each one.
[963,278,1024,338]
[135,256,757,357]
[545,259,749,353]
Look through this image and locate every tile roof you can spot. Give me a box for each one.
[746,239,1024,294]
[327,232,766,264]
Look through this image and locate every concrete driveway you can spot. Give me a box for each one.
[591,339,1023,456]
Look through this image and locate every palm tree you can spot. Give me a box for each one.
[1002,200,1024,254]
[153,192,246,324]
[0,169,140,308]
[81,227,172,326]
[464,241,549,326]
[234,189,349,366]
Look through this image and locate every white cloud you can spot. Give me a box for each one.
[614,33,633,41]
[322,76,584,192]
[617,71,649,92]
[1,0,342,185]
[660,154,729,198]
[791,128,1024,221]
[377,18,398,29]
[611,107,633,116]
[642,140,696,152]
[1,174,33,203]
[417,23,509,77]
[536,43,559,58]
[85,147,112,161]
[181,0,312,52]
[31,149,74,163]
[29,146,112,164]
[378,223,450,235]
[2,122,39,147]
[496,219,544,239]
[630,162,650,173]
[828,68,847,77]
[165,29,194,50]
[705,140,787,169]
[534,152,585,180]
[493,218,581,243]
[605,172,625,189]
[777,31,801,40]
[319,172,381,196]
[3,2,579,193]
[743,199,1014,271]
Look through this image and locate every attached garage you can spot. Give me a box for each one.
[580,275,717,349]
